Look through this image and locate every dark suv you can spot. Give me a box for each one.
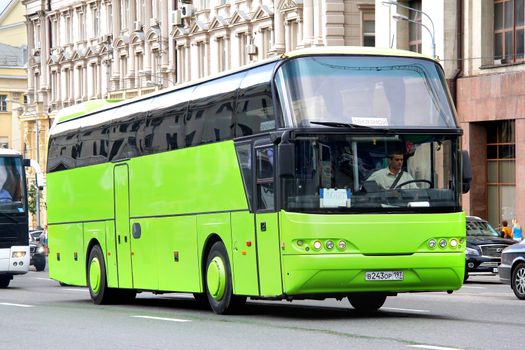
[29,230,46,272]
[465,216,515,281]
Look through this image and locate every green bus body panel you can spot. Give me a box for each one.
[129,142,247,217]
[48,223,85,285]
[279,212,466,295]
[230,212,259,295]
[114,165,133,288]
[256,213,283,297]
[47,164,114,223]
[103,220,118,288]
[131,216,200,292]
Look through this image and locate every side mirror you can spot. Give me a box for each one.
[461,150,472,194]
[24,159,44,190]
[278,143,295,178]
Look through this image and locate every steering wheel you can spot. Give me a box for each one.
[395,179,432,189]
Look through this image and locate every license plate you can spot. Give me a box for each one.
[365,271,404,281]
[493,267,499,273]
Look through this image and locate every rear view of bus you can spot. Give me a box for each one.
[0,149,30,287]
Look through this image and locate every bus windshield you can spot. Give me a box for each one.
[0,156,25,213]
[275,55,457,129]
[282,133,461,214]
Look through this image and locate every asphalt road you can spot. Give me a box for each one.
[0,269,523,350]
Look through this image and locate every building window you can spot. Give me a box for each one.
[0,95,7,112]
[408,0,422,53]
[487,120,516,227]
[363,18,375,47]
[494,0,525,63]
[0,137,8,149]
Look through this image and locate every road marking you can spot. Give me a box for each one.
[132,315,191,323]
[408,345,463,350]
[460,286,486,289]
[36,277,52,281]
[382,307,430,313]
[63,288,88,292]
[0,302,34,308]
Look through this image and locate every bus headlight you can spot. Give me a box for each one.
[12,251,26,258]
[326,241,334,250]
[313,241,322,250]
[439,239,447,248]
[428,239,437,249]
[449,239,458,248]
[338,240,347,249]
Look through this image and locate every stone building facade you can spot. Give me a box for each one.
[376,0,525,228]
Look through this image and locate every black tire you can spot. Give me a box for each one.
[193,292,210,309]
[0,275,11,288]
[87,245,115,304]
[464,270,469,282]
[204,241,245,314]
[348,293,387,312]
[34,256,46,272]
[511,262,525,300]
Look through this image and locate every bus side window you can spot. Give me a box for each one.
[236,63,277,137]
[187,73,245,147]
[256,147,274,210]
[235,143,254,211]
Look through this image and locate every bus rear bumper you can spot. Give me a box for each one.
[0,247,30,274]
[282,253,464,296]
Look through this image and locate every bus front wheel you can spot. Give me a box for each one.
[205,241,245,314]
[0,275,11,288]
[88,245,114,304]
[348,293,387,312]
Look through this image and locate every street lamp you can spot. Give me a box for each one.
[382,0,436,59]
[8,99,42,229]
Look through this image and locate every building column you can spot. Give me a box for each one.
[516,118,525,224]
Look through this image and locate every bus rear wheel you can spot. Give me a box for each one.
[88,245,115,304]
[205,241,245,314]
[348,293,387,312]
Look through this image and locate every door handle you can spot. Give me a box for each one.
[260,222,266,231]
[132,223,142,239]
[118,235,121,244]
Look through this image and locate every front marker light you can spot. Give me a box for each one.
[450,239,458,248]
[428,239,437,249]
[12,251,26,258]
[313,241,322,250]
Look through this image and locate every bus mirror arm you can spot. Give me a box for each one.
[24,159,45,190]
[461,150,472,194]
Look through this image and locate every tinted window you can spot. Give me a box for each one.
[236,142,253,210]
[236,63,277,136]
[143,88,191,154]
[256,147,275,210]
[186,72,245,146]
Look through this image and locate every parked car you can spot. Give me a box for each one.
[464,216,515,281]
[499,240,525,300]
[29,230,46,271]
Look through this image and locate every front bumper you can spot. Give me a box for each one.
[0,246,30,274]
[282,252,464,296]
[465,254,500,274]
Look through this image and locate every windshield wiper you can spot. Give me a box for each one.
[310,121,374,129]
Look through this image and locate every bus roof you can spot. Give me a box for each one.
[53,46,435,127]
[283,46,434,60]
[54,99,123,124]
[0,148,21,156]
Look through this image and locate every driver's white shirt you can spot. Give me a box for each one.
[366,168,417,189]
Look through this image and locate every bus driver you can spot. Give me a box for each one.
[366,152,417,190]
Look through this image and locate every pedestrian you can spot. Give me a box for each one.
[511,218,523,242]
[501,219,513,240]
[41,225,48,255]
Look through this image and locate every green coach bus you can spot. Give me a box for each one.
[47,47,471,314]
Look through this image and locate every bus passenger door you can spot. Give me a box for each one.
[113,164,133,288]
[254,146,283,297]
